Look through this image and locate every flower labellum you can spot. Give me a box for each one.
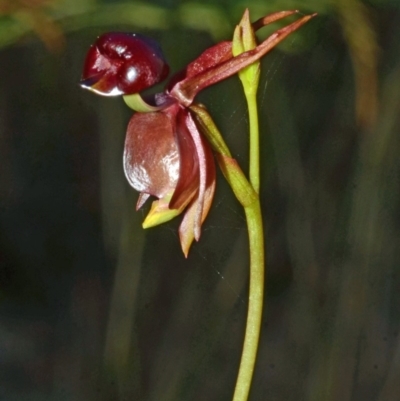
[123,103,216,257]
[80,32,169,96]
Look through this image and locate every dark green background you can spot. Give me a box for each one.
[1,1,400,400]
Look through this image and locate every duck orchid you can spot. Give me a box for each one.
[80,10,315,256]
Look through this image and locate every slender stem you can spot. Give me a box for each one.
[232,198,265,401]
[246,91,260,194]
[233,68,263,400]
[190,103,265,401]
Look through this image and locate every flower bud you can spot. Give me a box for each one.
[81,32,169,96]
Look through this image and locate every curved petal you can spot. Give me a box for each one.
[178,111,216,257]
[123,109,179,199]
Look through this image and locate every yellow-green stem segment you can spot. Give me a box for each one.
[233,199,264,401]
[245,91,260,194]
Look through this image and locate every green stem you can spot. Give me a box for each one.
[190,104,265,401]
[232,66,263,401]
[246,91,260,194]
[232,198,264,401]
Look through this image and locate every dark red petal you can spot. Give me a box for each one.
[185,41,233,78]
[170,14,315,106]
[168,109,200,210]
[167,41,232,90]
[167,11,300,92]
[81,32,169,96]
[123,108,179,198]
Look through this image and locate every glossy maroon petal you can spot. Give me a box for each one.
[123,107,179,200]
[168,108,200,210]
[81,32,169,96]
[170,13,315,106]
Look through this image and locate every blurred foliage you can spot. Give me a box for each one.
[0,0,328,49]
[1,0,400,401]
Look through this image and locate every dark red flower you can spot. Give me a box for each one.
[80,10,315,255]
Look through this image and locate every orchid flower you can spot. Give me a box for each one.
[80,10,314,256]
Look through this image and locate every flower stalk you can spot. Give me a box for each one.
[191,104,264,401]
[236,200,264,401]
[191,12,267,398]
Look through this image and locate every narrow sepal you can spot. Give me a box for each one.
[167,10,303,92]
[170,13,316,106]
[252,10,299,31]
